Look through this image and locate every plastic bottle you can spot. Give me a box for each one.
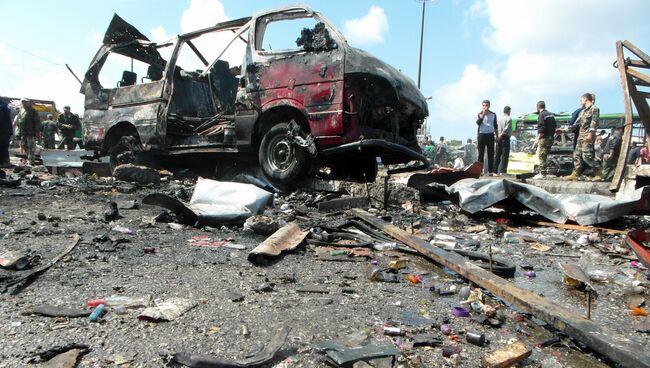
[89,304,106,322]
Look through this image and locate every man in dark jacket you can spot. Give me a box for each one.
[0,98,12,166]
[533,101,556,179]
[57,105,81,150]
[475,99,498,175]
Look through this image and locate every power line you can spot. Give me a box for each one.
[3,42,65,67]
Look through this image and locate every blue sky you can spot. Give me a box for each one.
[1,0,649,140]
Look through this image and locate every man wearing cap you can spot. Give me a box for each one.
[16,98,40,165]
[533,101,556,179]
[0,98,12,166]
[41,113,59,149]
[57,105,80,150]
[566,93,600,180]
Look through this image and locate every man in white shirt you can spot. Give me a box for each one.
[475,99,498,175]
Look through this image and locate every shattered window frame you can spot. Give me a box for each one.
[96,41,175,89]
[253,9,341,56]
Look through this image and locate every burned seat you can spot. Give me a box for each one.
[208,60,238,113]
[118,70,137,87]
[142,65,163,83]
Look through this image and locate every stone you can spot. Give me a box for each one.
[113,164,161,185]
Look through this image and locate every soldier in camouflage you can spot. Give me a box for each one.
[566,93,600,181]
[533,101,556,179]
[41,113,59,149]
[17,98,40,165]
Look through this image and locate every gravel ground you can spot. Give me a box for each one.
[0,167,647,367]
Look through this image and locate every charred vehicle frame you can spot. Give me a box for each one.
[81,5,429,186]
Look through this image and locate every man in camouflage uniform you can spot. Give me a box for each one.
[41,113,59,149]
[17,98,40,165]
[57,105,81,150]
[533,101,556,179]
[566,93,600,181]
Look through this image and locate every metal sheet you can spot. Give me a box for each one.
[438,178,648,225]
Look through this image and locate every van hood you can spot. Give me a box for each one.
[344,47,428,119]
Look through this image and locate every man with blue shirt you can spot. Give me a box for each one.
[475,99,498,175]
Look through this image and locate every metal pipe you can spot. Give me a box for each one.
[417,1,426,89]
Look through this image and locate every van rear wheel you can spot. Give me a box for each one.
[109,136,140,173]
[259,123,310,186]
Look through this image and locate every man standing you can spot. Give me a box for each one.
[602,126,622,181]
[566,93,600,180]
[463,138,478,164]
[16,98,40,165]
[57,105,81,150]
[41,113,59,149]
[0,98,12,167]
[475,99,498,175]
[434,136,451,167]
[495,106,512,174]
[533,101,556,179]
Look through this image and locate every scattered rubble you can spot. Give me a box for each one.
[0,162,649,367]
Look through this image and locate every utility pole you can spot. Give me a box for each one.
[417,0,431,89]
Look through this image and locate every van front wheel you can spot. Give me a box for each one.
[259,123,310,186]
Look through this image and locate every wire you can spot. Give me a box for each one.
[3,43,65,67]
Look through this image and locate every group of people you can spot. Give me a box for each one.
[422,93,645,182]
[0,97,81,166]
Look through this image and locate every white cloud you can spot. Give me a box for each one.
[181,0,228,33]
[0,43,16,65]
[343,6,388,46]
[428,0,650,138]
[150,26,171,43]
[432,64,497,124]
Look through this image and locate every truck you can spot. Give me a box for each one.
[81,5,429,186]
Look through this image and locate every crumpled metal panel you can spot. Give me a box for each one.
[440,178,648,225]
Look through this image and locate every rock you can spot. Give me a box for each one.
[481,341,532,368]
[244,215,279,235]
[113,164,161,185]
[103,201,121,222]
[40,349,84,368]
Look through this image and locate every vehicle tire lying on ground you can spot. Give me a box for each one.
[449,249,517,278]
[259,123,310,186]
[109,136,141,174]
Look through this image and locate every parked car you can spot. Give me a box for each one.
[81,5,429,186]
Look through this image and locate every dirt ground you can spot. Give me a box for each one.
[0,167,648,367]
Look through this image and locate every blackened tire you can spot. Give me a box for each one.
[259,123,310,186]
[109,136,140,174]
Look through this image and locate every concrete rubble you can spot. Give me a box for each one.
[0,162,649,368]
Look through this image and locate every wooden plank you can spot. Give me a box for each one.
[628,79,650,138]
[627,59,650,69]
[351,208,650,368]
[611,41,636,192]
[628,68,650,87]
[517,218,628,235]
[481,341,532,368]
[623,40,650,65]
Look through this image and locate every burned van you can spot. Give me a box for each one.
[81,5,429,186]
